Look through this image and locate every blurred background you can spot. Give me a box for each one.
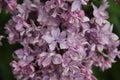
[0,0,120,80]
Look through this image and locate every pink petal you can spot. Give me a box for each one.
[71,0,81,12]
[51,28,60,39]
[60,42,68,49]
[49,42,57,51]
[42,57,52,67]
[42,34,55,43]
[52,54,62,64]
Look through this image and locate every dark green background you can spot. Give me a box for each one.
[0,0,120,80]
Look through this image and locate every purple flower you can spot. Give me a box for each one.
[5,0,17,13]
[71,0,81,12]
[37,52,63,67]
[0,0,17,13]
[42,27,68,51]
[92,0,109,26]
[15,48,34,63]
[68,10,89,27]
[3,0,119,80]
[10,60,35,79]
[71,0,89,12]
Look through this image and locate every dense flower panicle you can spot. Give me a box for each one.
[4,0,120,80]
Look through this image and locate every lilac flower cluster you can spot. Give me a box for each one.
[0,0,17,45]
[4,0,120,80]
